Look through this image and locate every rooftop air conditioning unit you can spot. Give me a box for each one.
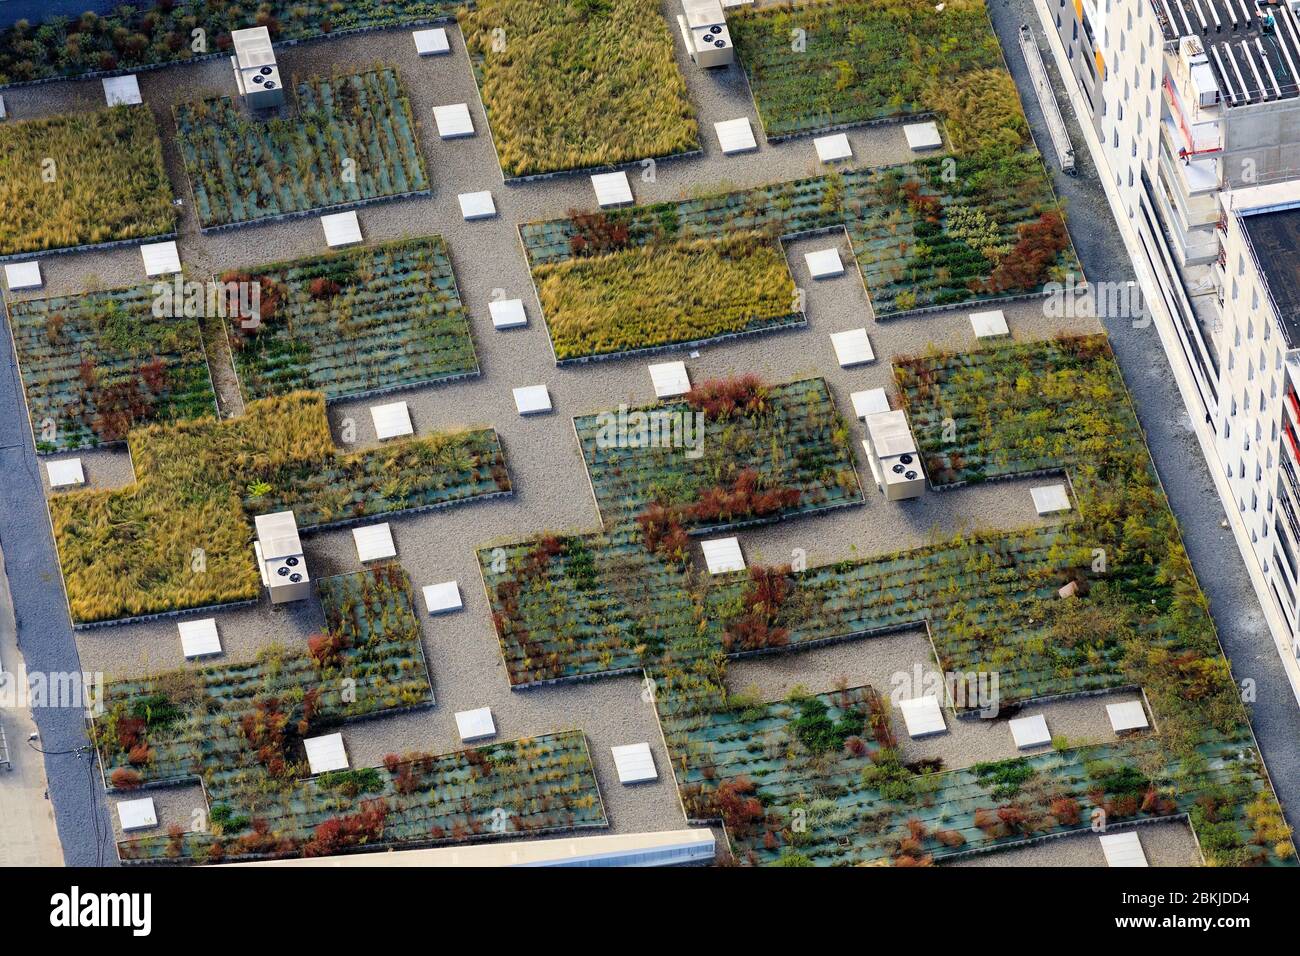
[231,26,285,110]
[679,0,734,68]
[254,511,310,605]
[863,409,926,501]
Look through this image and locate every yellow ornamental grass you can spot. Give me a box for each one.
[463,0,699,176]
[0,106,175,256]
[536,234,797,360]
[49,391,477,624]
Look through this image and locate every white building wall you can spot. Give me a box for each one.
[1032,0,1300,704]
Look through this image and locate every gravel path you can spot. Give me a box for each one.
[0,2,1292,865]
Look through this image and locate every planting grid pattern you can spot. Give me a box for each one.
[728,0,1005,138]
[176,68,429,229]
[846,157,1081,315]
[482,378,861,686]
[51,392,510,625]
[0,1,463,86]
[481,337,1294,866]
[94,566,604,863]
[520,156,1077,354]
[7,284,217,453]
[0,0,1289,869]
[225,236,478,402]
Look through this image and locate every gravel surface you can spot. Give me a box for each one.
[1,2,1293,866]
[947,817,1203,866]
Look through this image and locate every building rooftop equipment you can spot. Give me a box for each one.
[117,797,158,832]
[178,618,222,659]
[830,328,875,367]
[1009,713,1052,749]
[4,261,42,291]
[903,121,943,150]
[1239,203,1300,347]
[455,707,496,742]
[850,388,891,419]
[254,510,310,604]
[413,28,451,56]
[814,133,853,162]
[592,172,634,208]
[103,75,142,106]
[433,103,475,139]
[46,458,85,489]
[898,695,947,737]
[513,385,553,415]
[649,361,692,398]
[489,298,528,329]
[714,117,757,154]
[353,523,397,563]
[303,733,349,774]
[140,241,181,277]
[423,581,463,614]
[1155,0,1300,105]
[1031,484,1072,515]
[1107,699,1151,733]
[611,743,658,784]
[231,26,284,109]
[970,309,1010,338]
[459,191,497,221]
[321,211,362,248]
[701,537,745,574]
[1099,830,1149,866]
[371,401,414,439]
[805,247,844,279]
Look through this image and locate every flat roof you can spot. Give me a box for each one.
[1154,0,1300,104]
[1241,204,1300,347]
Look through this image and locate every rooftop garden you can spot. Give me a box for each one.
[220,236,478,402]
[481,375,860,685]
[94,565,607,863]
[730,0,1006,138]
[0,105,175,256]
[477,336,1295,866]
[175,68,428,229]
[7,284,216,453]
[461,0,699,178]
[0,1,462,86]
[50,391,510,625]
[844,153,1078,315]
[535,231,799,361]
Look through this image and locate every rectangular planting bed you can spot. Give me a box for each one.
[460,0,699,178]
[220,236,478,401]
[0,106,175,256]
[476,335,1296,867]
[7,284,216,453]
[51,392,510,626]
[93,564,608,864]
[175,68,429,230]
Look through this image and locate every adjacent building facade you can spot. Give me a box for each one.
[1038,0,1300,703]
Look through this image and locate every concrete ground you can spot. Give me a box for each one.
[947,817,1204,867]
[0,544,65,865]
[0,0,1293,865]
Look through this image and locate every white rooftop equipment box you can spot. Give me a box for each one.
[679,0,735,67]
[231,27,285,109]
[254,510,310,605]
[863,409,925,500]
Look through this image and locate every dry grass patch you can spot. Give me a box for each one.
[535,234,798,360]
[0,106,174,256]
[463,0,699,177]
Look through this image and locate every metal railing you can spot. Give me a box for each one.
[1019,24,1076,173]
